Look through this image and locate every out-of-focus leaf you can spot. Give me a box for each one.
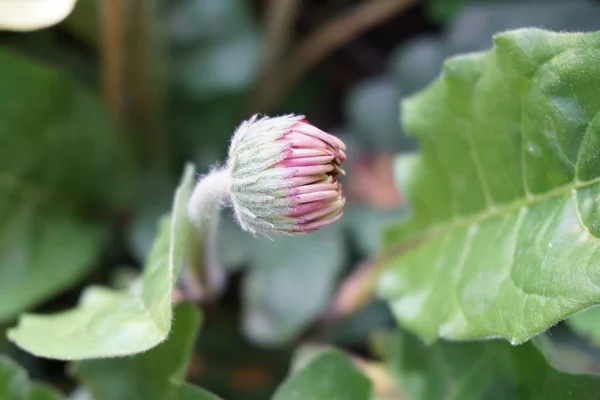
[567,307,600,345]
[345,75,414,152]
[326,302,395,347]
[272,348,372,400]
[167,0,256,44]
[448,0,600,53]
[378,29,600,344]
[0,356,63,399]
[217,212,255,271]
[534,333,600,375]
[0,49,131,322]
[73,303,216,400]
[390,35,446,96]
[176,35,262,100]
[175,383,223,400]
[63,0,98,46]
[343,206,408,257]
[0,0,77,31]
[194,309,289,400]
[127,172,178,263]
[7,165,195,360]
[385,330,600,400]
[242,225,346,346]
[168,94,241,162]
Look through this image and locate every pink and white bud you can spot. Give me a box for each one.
[227,114,346,236]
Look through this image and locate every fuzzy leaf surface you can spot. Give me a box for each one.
[7,165,195,360]
[0,49,131,322]
[378,29,600,344]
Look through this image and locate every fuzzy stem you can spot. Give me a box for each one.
[188,168,231,226]
[185,168,231,301]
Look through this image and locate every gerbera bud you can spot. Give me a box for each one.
[187,114,346,238]
[227,114,346,236]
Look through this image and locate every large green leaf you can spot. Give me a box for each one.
[6,164,195,360]
[0,356,63,399]
[73,303,219,400]
[378,28,600,344]
[385,331,600,399]
[0,49,131,322]
[272,348,372,400]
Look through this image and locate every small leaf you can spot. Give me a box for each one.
[0,49,131,322]
[6,164,195,360]
[272,348,372,400]
[0,0,77,31]
[0,356,63,399]
[384,330,600,400]
[73,303,217,400]
[378,28,600,344]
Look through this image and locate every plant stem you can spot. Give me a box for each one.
[250,0,417,113]
[100,0,125,129]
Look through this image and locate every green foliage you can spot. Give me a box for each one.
[378,28,600,344]
[7,0,600,397]
[0,48,131,323]
[567,307,600,345]
[272,348,372,400]
[0,356,62,399]
[385,331,600,399]
[242,225,346,345]
[73,303,219,400]
[6,164,194,360]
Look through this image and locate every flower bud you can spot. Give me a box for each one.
[227,114,346,236]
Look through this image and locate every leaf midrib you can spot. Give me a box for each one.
[406,175,600,246]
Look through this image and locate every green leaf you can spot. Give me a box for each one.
[73,303,218,400]
[272,348,372,400]
[6,164,194,360]
[0,356,63,399]
[378,28,600,344]
[0,49,131,322]
[242,224,346,345]
[175,383,223,400]
[567,307,600,345]
[385,331,600,400]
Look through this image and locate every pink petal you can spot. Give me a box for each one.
[292,164,335,176]
[287,148,334,158]
[290,182,339,194]
[278,155,334,167]
[286,199,335,218]
[285,174,329,187]
[294,190,340,204]
[295,196,346,223]
[284,132,330,150]
[300,210,344,232]
[292,121,347,151]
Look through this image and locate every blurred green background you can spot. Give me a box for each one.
[2,0,600,398]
